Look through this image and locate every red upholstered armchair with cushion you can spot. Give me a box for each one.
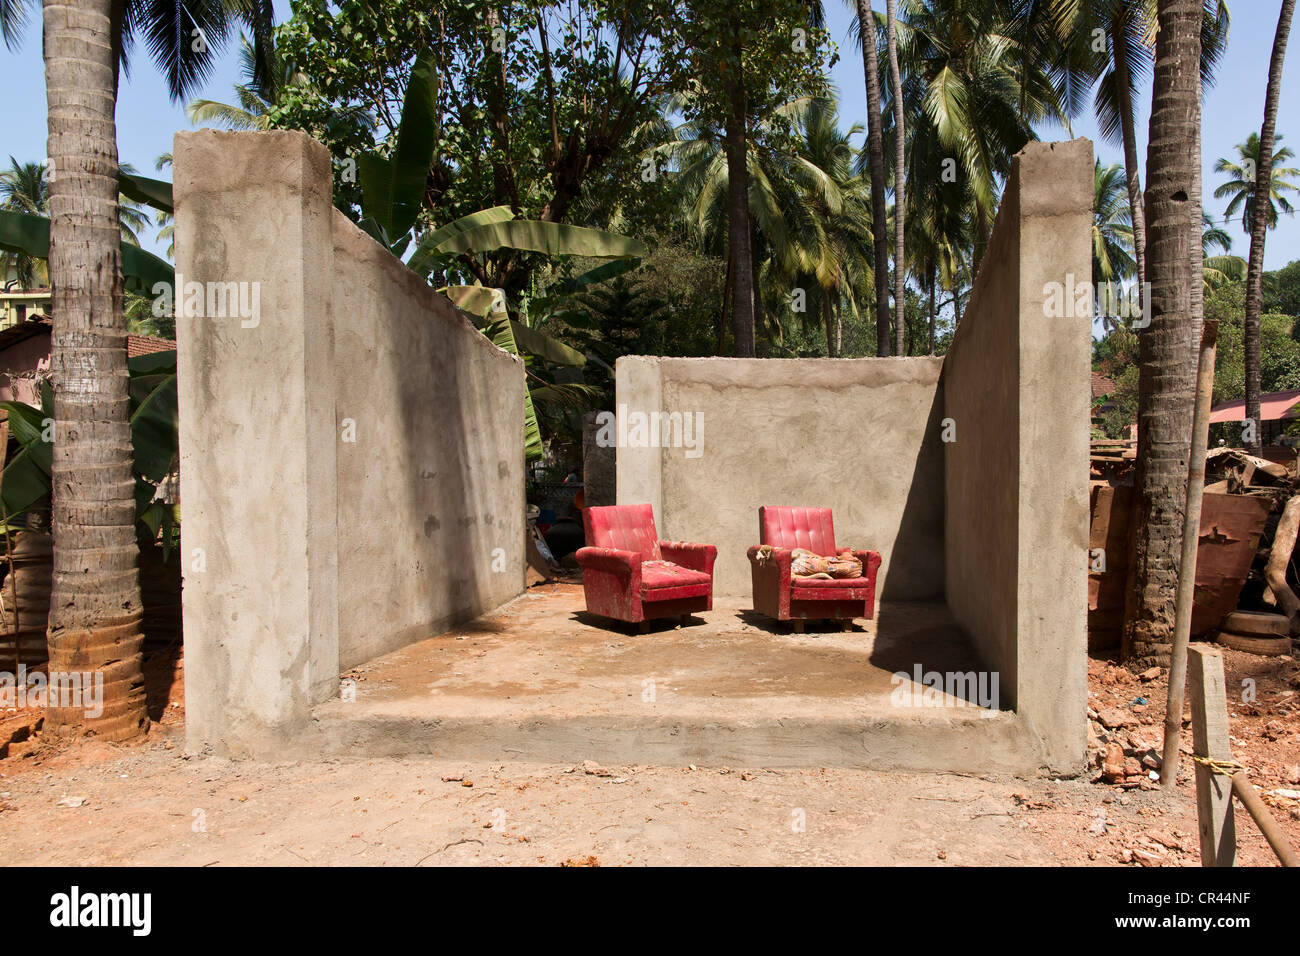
[576,504,718,630]
[747,506,882,630]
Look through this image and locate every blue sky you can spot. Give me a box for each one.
[3,1,1297,269]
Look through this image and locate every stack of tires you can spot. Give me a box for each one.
[1216,610,1294,656]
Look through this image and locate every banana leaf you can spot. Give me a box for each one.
[480,316,543,462]
[508,320,586,367]
[0,210,174,293]
[119,169,174,214]
[434,219,647,260]
[407,206,516,278]
[357,53,438,241]
[128,350,179,483]
[556,257,641,293]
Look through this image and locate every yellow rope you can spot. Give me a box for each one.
[1192,754,1247,776]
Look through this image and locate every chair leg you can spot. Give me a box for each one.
[680,614,690,626]
[638,620,650,634]
[791,620,804,634]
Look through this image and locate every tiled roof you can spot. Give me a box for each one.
[127,335,176,357]
[1091,371,1117,400]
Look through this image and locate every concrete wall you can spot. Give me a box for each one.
[331,215,525,667]
[942,139,1093,771]
[174,129,525,755]
[615,356,946,600]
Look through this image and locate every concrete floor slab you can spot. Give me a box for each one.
[305,584,1044,772]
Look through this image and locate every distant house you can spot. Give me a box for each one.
[1209,388,1300,447]
[1091,371,1118,425]
[0,314,175,406]
[0,287,51,328]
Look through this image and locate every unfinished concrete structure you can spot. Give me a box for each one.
[174,130,526,756]
[175,131,1090,774]
[615,140,1093,771]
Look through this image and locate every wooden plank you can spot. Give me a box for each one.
[1188,644,1236,866]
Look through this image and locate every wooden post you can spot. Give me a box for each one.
[1162,321,1219,787]
[1188,644,1236,866]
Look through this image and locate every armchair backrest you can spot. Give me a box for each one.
[583,504,662,560]
[759,506,837,556]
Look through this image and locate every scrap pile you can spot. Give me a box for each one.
[1089,440,1299,654]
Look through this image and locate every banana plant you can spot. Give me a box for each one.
[0,349,180,555]
[345,50,646,462]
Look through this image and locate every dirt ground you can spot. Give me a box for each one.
[1,589,1297,866]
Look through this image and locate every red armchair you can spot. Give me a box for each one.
[747,506,881,630]
[576,504,718,631]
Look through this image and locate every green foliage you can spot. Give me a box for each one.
[1212,314,1300,406]
[0,352,180,549]
[1264,260,1300,318]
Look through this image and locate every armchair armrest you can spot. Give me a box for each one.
[850,549,882,579]
[747,544,792,569]
[660,540,718,575]
[575,547,641,575]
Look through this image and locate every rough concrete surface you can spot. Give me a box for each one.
[615,356,945,601]
[308,584,1040,773]
[943,139,1093,774]
[174,130,525,756]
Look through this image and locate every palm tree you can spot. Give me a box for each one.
[1214,134,1299,234]
[853,1,893,356]
[1048,0,1230,314]
[0,158,149,286]
[777,98,875,355]
[884,0,906,355]
[1201,215,1245,291]
[186,32,375,137]
[893,0,1070,272]
[663,94,872,355]
[186,34,281,130]
[1,159,50,287]
[1090,1,1155,309]
[1092,160,1136,288]
[1242,1,1296,455]
[1122,0,1204,668]
[1215,131,1299,449]
[2,0,273,741]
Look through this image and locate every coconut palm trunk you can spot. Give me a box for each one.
[856,0,891,357]
[1122,0,1204,668]
[1111,4,1149,312]
[928,263,936,355]
[885,0,906,356]
[1244,0,1295,454]
[723,38,757,358]
[822,291,836,357]
[41,0,148,739]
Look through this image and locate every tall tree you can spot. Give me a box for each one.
[1246,0,1297,454]
[854,1,892,356]
[1213,135,1300,233]
[2,0,272,740]
[1047,1,1229,316]
[1095,1,1154,312]
[884,0,906,355]
[1122,0,1204,667]
[667,0,829,356]
[41,0,147,739]
[1093,160,1136,293]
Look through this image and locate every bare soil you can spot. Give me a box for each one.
[1,588,1296,866]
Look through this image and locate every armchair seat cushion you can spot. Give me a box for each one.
[789,575,872,589]
[641,560,712,592]
[791,576,875,601]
